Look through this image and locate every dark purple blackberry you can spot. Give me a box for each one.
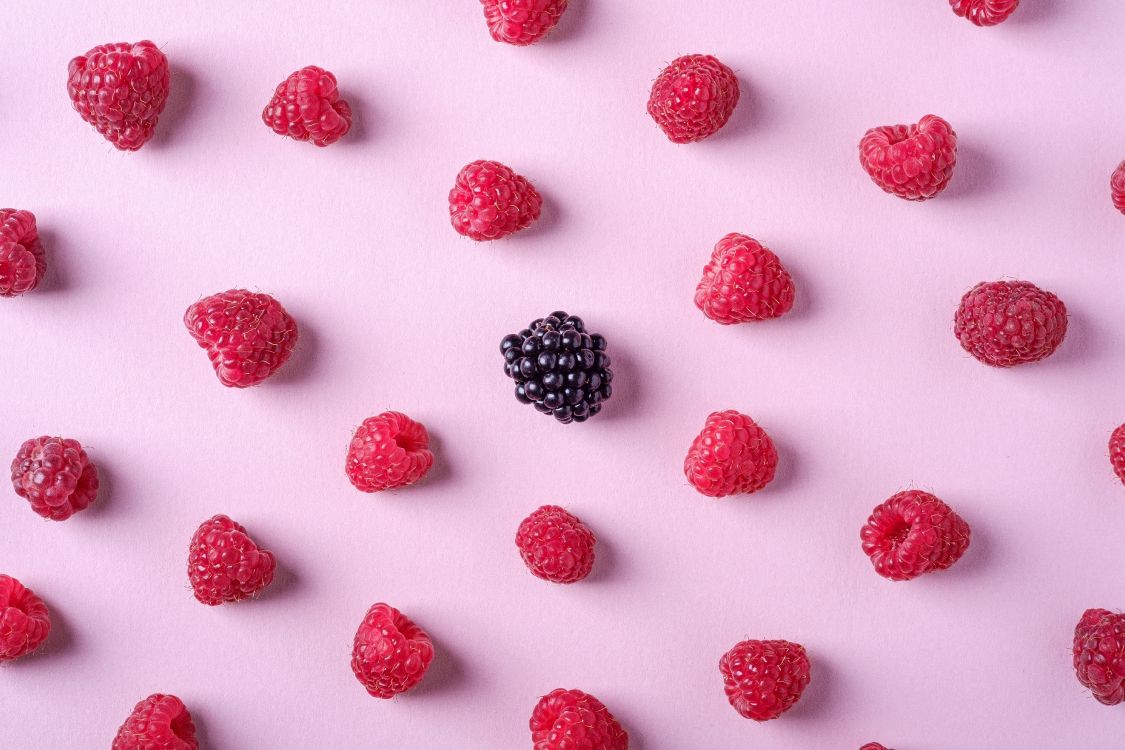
[500,311,613,424]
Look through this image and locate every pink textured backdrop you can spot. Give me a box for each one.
[3,1,1124,747]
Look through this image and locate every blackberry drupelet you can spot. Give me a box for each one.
[500,311,613,424]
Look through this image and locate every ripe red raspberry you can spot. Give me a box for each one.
[861,744,891,750]
[0,574,51,662]
[684,410,778,498]
[1073,608,1125,705]
[187,515,276,606]
[516,505,596,583]
[647,54,739,144]
[1111,161,1125,215]
[694,233,795,325]
[11,436,99,521]
[950,0,1020,25]
[67,41,170,151]
[184,289,298,388]
[262,66,352,147]
[720,639,810,721]
[1110,424,1125,486]
[345,411,434,492]
[351,602,434,698]
[529,688,628,750]
[112,694,198,750]
[481,0,569,46]
[860,490,971,581]
[859,115,957,201]
[0,209,46,298]
[449,160,542,241]
[953,280,1067,367]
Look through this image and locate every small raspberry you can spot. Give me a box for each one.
[1111,424,1125,486]
[67,41,170,151]
[184,289,298,388]
[0,209,46,297]
[720,639,810,721]
[647,54,739,144]
[449,160,542,241]
[516,505,596,583]
[112,694,198,750]
[950,0,1020,25]
[262,66,352,147]
[351,602,434,698]
[345,412,434,492]
[861,744,891,750]
[859,115,957,200]
[953,280,1067,367]
[529,688,628,750]
[0,574,51,662]
[1074,608,1125,706]
[1111,161,1125,215]
[187,515,276,606]
[860,490,971,581]
[684,410,778,498]
[10,436,99,521]
[694,233,795,325]
[481,0,569,46]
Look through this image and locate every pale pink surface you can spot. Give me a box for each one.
[2,2,1124,747]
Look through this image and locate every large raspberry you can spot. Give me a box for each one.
[67,41,170,151]
[0,574,51,662]
[1073,608,1125,706]
[262,66,352,147]
[647,54,739,144]
[351,602,434,698]
[953,280,1067,367]
[345,412,434,492]
[860,490,971,581]
[529,688,628,750]
[184,289,298,387]
[11,436,99,521]
[694,233,795,324]
[0,209,46,297]
[720,639,810,721]
[859,115,957,200]
[1111,161,1125,215]
[950,0,1020,25]
[1111,423,1125,487]
[684,410,777,498]
[481,0,569,45]
[112,694,198,750]
[449,160,542,241]
[187,515,276,605]
[516,505,596,583]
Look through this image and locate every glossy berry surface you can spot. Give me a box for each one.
[112,694,198,750]
[184,289,298,387]
[953,280,1067,367]
[529,688,628,750]
[346,411,434,492]
[516,505,596,583]
[262,66,351,147]
[860,490,971,581]
[695,233,795,324]
[0,209,46,297]
[1074,608,1125,705]
[647,54,739,144]
[720,639,810,721]
[859,114,957,200]
[1111,161,1125,214]
[67,40,169,151]
[1111,424,1125,486]
[501,312,613,423]
[481,0,568,45]
[0,574,50,662]
[449,160,542,241]
[187,514,276,605]
[950,0,1020,25]
[11,436,99,521]
[684,410,777,497]
[351,602,434,698]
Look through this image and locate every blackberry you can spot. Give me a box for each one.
[500,311,614,424]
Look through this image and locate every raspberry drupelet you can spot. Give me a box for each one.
[0,574,51,662]
[530,688,629,750]
[860,490,971,581]
[184,289,298,387]
[67,41,170,151]
[0,209,46,297]
[112,694,198,750]
[262,66,352,147]
[859,115,957,200]
[695,233,795,324]
[449,160,542,241]
[953,280,1067,367]
[345,412,434,492]
[351,603,434,698]
[720,639,811,721]
[516,505,596,583]
[10,436,99,521]
[187,515,276,605]
[684,410,778,498]
[481,0,569,45]
[1073,608,1125,705]
[950,0,1020,26]
[648,54,739,144]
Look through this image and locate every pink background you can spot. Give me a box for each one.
[3,1,1124,748]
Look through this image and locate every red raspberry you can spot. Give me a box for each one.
[859,115,957,201]
[345,412,434,492]
[0,209,46,297]
[647,54,739,144]
[529,688,628,750]
[720,639,810,721]
[1111,424,1125,486]
[1073,608,1125,705]
[1111,161,1125,215]
[861,745,891,750]
[67,41,170,151]
[481,0,569,46]
[262,66,352,147]
[684,410,778,498]
[0,574,51,662]
[11,436,99,521]
[184,289,298,388]
[449,160,542,241]
[860,490,971,581]
[953,280,1067,367]
[516,505,596,583]
[187,515,276,606]
[112,694,198,750]
[351,602,434,698]
[694,233,795,325]
[950,0,1020,25]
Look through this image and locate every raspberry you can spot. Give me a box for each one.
[0,209,46,297]
[184,289,298,388]
[1111,161,1125,215]
[647,54,739,144]
[449,160,542,241]
[345,412,434,492]
[481,0,569,46]
[953,280,1067,367]
[1074,608,1125,705]
[262,66,352,147]
[861,745,891,750]
[720,639,810,721]
[67,41,170,151]
[1111,424,1125,486]
[0,574,51,662]
[10,436,99,521]
[351,602,434,698]
[860,490,971,581]
[684,410,777,498]
[950,0,1020,25]
[112,694,198,750]
[859,115,957,200]
[694,233,795,325]
[529,688,628,750]
[516,505,596,583]
[187,515,276,606]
